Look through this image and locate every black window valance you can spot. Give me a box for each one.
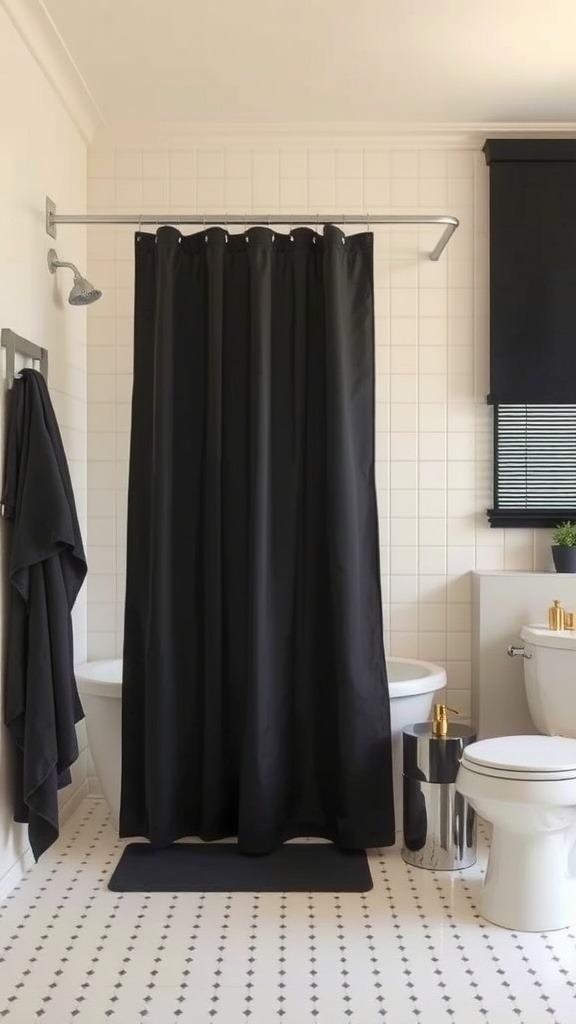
[484,139,576,405]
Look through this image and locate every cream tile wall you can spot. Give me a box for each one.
[0,5,88,883]
[86,131,554,723]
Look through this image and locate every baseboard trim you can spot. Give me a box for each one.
[59,779,89,825]
[0,845,36,903]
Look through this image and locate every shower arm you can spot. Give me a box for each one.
[47,251,81,276]
[52,259,77,272]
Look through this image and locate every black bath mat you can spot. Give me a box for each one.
[108,842,373,893]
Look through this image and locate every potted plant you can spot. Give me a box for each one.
[551,521,576,572]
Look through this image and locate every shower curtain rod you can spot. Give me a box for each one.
[45,199,458,260]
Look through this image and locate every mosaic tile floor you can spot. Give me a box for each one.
[0,799,575,1023]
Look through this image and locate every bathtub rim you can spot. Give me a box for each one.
[76,659,123,698]
[386,656,447,698]
[75,656,446,701]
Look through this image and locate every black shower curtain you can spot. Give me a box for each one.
[120,223,395,852]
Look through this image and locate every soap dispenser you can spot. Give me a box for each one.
[548,600,565,631]
[432,703,459,738]
[402,704,477,870]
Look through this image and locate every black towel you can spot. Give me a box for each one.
[1,368,87,860]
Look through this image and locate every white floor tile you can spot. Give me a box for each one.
[0,800,575,1022]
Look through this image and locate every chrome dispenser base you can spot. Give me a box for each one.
[402,779,476,870]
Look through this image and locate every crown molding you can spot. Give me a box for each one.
[1,0,103,142]
[93,120,576,150]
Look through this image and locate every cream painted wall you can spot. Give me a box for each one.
[85,132,555,730]
[0,3,88,887]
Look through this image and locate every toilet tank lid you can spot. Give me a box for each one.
[520,624,576,650]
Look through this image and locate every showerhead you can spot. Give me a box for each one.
[68,275,102,306]
[47,249,102,306]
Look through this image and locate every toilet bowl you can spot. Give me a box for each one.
[457,735,576,931]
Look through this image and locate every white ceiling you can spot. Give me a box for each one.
[42,0,576,127]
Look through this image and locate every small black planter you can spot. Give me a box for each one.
[552,545,576,573]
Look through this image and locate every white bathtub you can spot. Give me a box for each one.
[76,656,446,833]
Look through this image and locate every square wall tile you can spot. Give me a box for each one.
[390,489,418,519]
[418,603,447,630]
[308,150,336,178]
[197,149,225,178]
[419,518,446,545]
[390,432,417,460]
[143,150,170,178]
[390,518,418,546]
[418,632,447,660]
[447,603,471,631]
[116,150,142,178]
[390,546,418,575]
[280,150,307,178]
[169,150,196,177]
[364,150,391,177]
[419,546,447,575]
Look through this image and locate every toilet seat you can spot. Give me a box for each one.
[461,735,576,782]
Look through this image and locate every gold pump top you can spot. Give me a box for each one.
[432,703,459,738]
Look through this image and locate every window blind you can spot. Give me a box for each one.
[489,405,576,526]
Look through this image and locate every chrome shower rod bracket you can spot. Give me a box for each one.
[45,197,459,260]
[46,197,57,239]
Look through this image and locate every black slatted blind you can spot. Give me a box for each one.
[495,405,576,510]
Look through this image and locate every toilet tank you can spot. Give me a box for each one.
[521,625,576,737]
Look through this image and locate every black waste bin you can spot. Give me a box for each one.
[402,721,477,870]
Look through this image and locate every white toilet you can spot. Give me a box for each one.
[456,625,576,932]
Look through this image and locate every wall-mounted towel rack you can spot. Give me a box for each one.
[1,329,48,387]
[45,197,459,261]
